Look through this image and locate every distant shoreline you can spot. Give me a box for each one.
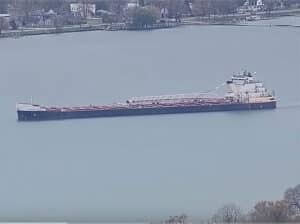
[1,8,300,39]
[0,22,180,39]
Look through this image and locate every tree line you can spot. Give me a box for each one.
[210,184,300,223]
[1,0,300,17]
[2,0,300,32]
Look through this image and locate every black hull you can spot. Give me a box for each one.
[17,101,276,121]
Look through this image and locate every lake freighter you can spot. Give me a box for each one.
[17,71,276,121]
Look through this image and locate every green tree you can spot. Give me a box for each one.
[130,6,159,29]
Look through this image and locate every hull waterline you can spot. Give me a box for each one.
[17,101,276,121]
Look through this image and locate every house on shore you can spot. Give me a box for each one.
[237,0,265,13]
[70,3,96,18]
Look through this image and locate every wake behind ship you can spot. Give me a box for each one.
[17,71,276,121]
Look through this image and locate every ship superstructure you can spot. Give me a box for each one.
[226,70,275,103]
[17,71,276,121]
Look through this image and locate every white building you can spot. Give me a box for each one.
[160,8,168,18]
[256,0,264,7]
[70,3,96,18]
[237,0,265,13]
[0,14,10,20]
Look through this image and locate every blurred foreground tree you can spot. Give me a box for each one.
[251,200,289,222]
[213,203,242,223]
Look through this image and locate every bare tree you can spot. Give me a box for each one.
[166,0,184,18]
[20,0,37,21]
[110,0,126,19]
[165,214,188,224]
[251,200,289,222]
[54,15,64,32]
[178,213,188,224]
[146,0,169,8]
[191,0,211,16]
[264,0,277,14]
[214,203,242,224]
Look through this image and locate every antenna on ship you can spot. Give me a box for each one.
[30,96,33,104]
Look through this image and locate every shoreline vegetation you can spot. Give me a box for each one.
[1,1,300,39]
[1,13,300,39]
[0,21,180,38]
[165,184,300,224]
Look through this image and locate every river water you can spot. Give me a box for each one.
[0,17,299,222]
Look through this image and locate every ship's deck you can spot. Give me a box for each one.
[17,98,235,112]
[17,96,276,113]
